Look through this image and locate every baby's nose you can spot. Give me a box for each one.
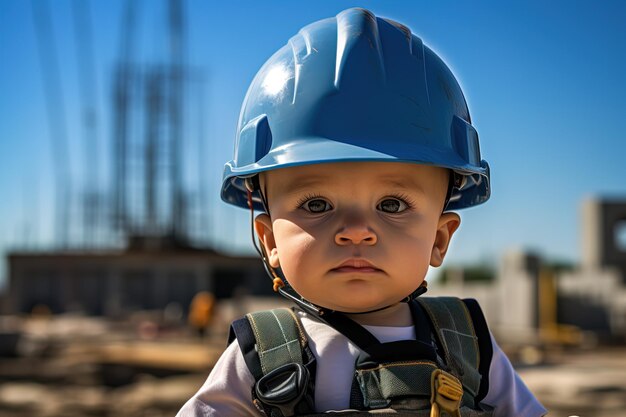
[334,225,377,245]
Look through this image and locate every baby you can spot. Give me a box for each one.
[177,8,547,417]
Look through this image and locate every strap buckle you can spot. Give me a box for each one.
[255,362,310,417]
[430,369,463,417]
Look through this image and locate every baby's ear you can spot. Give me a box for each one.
[254,213,280,268]
[430,212,461,267]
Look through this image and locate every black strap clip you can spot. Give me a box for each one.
[255,362,311,417]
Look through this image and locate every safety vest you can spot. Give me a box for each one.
[229,297,495,417]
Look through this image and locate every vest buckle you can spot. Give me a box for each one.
[255,362,310,417]
[430,369,463,417]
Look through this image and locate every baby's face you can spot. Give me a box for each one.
[255,161,460,313]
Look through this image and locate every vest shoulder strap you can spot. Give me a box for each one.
[229,307,316,417]
[416,297,493,407]
[462,298,493,404]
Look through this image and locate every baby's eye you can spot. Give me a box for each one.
[377,198,409,213]
[301,198,333,213]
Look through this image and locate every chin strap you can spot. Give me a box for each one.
[245,176,428,318]
[404,280,429,301]
[346,280,428,315]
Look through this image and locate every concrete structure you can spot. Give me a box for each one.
[497,251,540,329]
[557,267,623,335]
[556,197,626,338]
[6,247,270,316]
[428,250,542,343]
[581,198,626,281]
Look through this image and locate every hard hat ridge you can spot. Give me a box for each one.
[334,8,386,89]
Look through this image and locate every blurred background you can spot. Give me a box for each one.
[1,1,625,416]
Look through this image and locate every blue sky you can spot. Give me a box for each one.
[1,0,625,287]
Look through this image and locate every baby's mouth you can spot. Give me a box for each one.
[331,259,382,273]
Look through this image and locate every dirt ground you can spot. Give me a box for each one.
[2,347,624,416]
[1,312,625,416]
[517,347,626,417]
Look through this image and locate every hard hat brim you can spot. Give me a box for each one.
[221,135,489,211]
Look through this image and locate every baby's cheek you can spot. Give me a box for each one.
[280,252,317,294]
[275,245,304,280]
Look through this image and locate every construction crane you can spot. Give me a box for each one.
[31,0,71,248]
[72,0,103,247]
[111,0,194,250]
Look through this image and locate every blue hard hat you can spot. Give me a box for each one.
[221,8,490,211]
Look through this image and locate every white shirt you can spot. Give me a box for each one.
[176,311,547,417]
